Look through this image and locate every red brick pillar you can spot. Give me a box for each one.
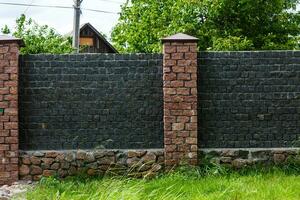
[0,36,23,185]
[162,33,198,167]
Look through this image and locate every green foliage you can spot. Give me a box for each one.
[112,0,300,52]
[1,14,73,54]
[22,166,300,200]
[111,0,202,53]
[1,25,10,34]
[210,36,254,51]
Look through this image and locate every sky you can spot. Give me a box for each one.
[0,0,126,38]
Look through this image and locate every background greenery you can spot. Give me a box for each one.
[112,0,300,52]
[1,14,73,54]
[2,1,300,54]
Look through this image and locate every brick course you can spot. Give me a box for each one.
[0,42,20,185]
[162,34,198,167]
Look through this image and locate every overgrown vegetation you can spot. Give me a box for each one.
[19,164,300,200]
[112,0,300,52]
[1,14,73,54]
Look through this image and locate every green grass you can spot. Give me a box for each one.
[21,166,300,200]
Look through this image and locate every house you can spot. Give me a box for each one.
[69,23,118,53]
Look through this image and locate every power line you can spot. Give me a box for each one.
[0,2,71,9]
[95,0,124,5]
[83,8,118,14]
[0,2,118,14]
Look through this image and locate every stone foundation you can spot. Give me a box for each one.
[19,149,164,181]
[18,148,300,181]
[199,148,300,168]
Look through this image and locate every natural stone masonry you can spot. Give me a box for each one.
[0,36,23,185]
[19,149,164,181]
[198,51,300,148]
[162,33,198,167]
[18,148,300,181]
[19,54,163,150]
[199,148,300,168]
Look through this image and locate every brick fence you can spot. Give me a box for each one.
[0,34,300,184]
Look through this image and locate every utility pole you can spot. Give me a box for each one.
[72,0,83,53]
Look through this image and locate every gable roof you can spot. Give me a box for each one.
[66,23,118,53]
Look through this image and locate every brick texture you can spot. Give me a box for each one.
[198,51,300,148]
[162,40,198,167]
[0,43,20,185]
[19,54,163,150]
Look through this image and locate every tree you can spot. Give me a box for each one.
[111,0,300,52]
[1,14,73,54]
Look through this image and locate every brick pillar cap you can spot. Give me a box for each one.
[0,35,25,47]
[161,33,198,43]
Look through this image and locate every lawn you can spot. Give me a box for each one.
[20,166,300,200]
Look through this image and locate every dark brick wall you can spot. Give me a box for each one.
[19,51,300,150]
[198,51,300,148]
[19,54,163,150]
